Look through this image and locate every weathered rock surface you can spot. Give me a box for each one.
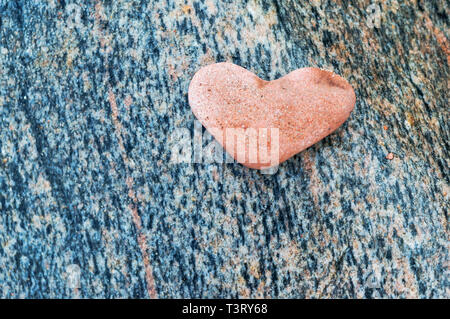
[0,0,448,298]
[189,62,355,169]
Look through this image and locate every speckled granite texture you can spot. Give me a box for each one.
[0,0,448,298]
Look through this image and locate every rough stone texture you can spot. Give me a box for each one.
[189,62,356,169]
[0,0,448,298]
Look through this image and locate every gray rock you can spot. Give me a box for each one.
[0,0,448,298]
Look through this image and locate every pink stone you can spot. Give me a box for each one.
[188,62,356,169]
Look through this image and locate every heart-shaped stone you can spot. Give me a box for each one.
[188,63,356,169]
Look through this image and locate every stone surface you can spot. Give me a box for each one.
[0,0,448,298]
[189,62,355,169]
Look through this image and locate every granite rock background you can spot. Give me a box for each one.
[0,0,448,298]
